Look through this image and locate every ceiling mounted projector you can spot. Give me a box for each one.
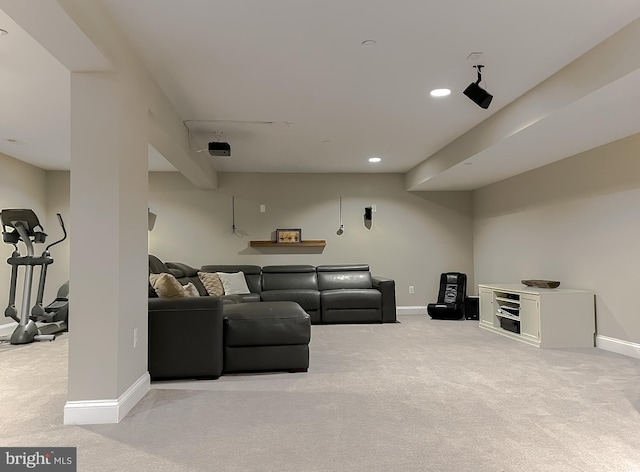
[463,65,493,109]
[208,141,231,157]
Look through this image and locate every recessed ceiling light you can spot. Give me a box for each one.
[368,157,381,163]
[361,40,377,47]
[430,88,451,97]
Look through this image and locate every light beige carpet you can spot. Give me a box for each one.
[2,315,640,471]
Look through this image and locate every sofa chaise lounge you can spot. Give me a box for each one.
[148,256,312,380]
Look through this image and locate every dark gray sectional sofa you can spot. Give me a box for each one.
[196,263,396,324]
[148,255,396,381]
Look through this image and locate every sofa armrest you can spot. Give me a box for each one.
[148,297,224,380]
[372,276,397,323]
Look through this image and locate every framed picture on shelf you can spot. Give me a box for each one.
[276,228,302,244]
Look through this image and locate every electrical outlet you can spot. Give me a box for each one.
[133,328,138,349]
[260,204,266,213]
[409,285,415,294]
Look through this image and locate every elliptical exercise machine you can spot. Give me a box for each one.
[1,209,68,344]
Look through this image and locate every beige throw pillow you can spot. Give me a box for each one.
[198,271,225,296]
[149,273,187,299]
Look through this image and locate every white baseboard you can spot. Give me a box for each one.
[0,321,17,335]
[596,335,640,360]
[64,372,150,425]
[397,306,427,316]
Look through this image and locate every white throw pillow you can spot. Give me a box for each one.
[217,271,250,295]
[182,282,200,298]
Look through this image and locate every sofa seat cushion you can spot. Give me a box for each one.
[224,301,311,347]
[223,293,261,303]
[321,289,382,323]
[320,289,381,309]
[259,289,320,312]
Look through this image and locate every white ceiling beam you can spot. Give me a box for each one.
[149,111,218,190]
[0,0,110,72]
[405,16,640,191]
[0,0,218,189]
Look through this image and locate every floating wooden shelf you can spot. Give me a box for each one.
[250,240,327,248]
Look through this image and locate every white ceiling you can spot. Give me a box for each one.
[1,1,640,189]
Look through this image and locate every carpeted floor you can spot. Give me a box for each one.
[2,315,640,471]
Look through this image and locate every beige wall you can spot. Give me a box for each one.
[149,172,474,307]
[473,132,640,343]
[1,165,475,324]
[5,137,640,345]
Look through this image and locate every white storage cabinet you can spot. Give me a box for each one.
[478,284,595,348]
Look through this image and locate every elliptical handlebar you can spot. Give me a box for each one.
[45,213,67,252]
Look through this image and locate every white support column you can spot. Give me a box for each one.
[65,70,150,425]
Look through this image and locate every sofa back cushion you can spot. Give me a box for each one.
[201,265,262,293]
[167,262,198,277]
[148,255,171,297]
[317,264,373,290]
[262,265,318,291]
[149,254,170,274]
[166,262,209,296]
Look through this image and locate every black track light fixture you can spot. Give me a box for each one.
[336,196,344,236]
[463,65,493,109]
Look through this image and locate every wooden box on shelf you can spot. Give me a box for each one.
[276,228,302,244]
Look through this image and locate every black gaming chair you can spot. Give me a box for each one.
[427,272,467,320]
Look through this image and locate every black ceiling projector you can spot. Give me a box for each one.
[208,141,231,157]
[463,65,493,109]
[463,82,493,109]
